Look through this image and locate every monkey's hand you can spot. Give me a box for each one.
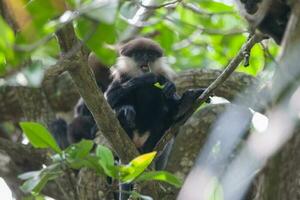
[174,88,206,120]
[106,73,157,108]
[117,105,136,129]
[123,73,157,89]
[153,75,176,98]
[162,81,176,99]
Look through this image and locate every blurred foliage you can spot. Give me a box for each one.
[19,122,182,196]
[0,0,279,83]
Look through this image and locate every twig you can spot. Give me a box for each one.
[137,0,181,9]
[154,33,265,153]
[182,2,235,16]
[165,16,247,36]
[260,42,280,68]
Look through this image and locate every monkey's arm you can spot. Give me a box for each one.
[105,73,157,108]
[174,88,209,121]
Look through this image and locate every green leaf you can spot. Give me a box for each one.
[19,171,41,180]
[75,19,117,65]
[20,176,43,194]
[82,0,119,24]
[65,139,94,159]
[154,82,165,89]
[25,0,64,37]
[96,145,117,178]
[120,152,157,183]
[19,164,62,194]
[20,173,56,194]
[96,145,115,167]
[119,1,139,20]
[0,16,15,71]
[64,141,106,173]
[82,155,105,174]
[200,1,233,13]
[67,155,104,174]
[136,171,183,188]
[20,122,61,153]
[208,177,224,200]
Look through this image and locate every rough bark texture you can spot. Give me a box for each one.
[0,4,299,197]
[0,69,257,122]
[56,23,140,162]
[259,129,300,200]
[16,87,55,126]
[0,67,299,200]
[0,138,50,199]
[161,104,228,199]
[0,69,255,199]
[175,69,258,102]
[254,2,300,200]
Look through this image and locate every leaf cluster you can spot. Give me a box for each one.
[19,122,182,196]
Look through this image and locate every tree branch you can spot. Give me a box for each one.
[154,33,265,153]
[55,23,139,163]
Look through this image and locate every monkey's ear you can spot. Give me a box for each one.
[88,53,112,92]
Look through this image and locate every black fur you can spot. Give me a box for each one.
[238,0,291,44]
[49,118,69,150]
[49,38,207,200]
[105,73,181,153]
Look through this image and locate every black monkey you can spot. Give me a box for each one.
[237,0,291,44]
[51,38,204,153]
[105,37,204,154]
[49,38,207,199]
[104,38,205,200]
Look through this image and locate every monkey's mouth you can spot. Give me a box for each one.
[140,64,150,72]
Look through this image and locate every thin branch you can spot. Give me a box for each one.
[260,42,280,68]
[14,34,55,52]
[119,0,159,40]
[137,0,181,9]
[182,2,235,16]
[165,16,247,36]
[154,33,265,153]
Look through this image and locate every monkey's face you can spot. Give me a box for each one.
[113,49,164,78]
[128,49,162,73]
[112,37,176,80]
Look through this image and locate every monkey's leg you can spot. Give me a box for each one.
[116,105,136,129]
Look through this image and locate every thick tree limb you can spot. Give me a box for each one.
[0,69,256,200]
[39,23,140,200]
[0,137,73,200]
[54,23,139,163]
[0,138,45,199]
[0,69,256,122]
[0,69,255,126]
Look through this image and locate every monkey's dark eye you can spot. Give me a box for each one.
[130,50,162,64]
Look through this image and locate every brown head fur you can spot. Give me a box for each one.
[119,37,163,57]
